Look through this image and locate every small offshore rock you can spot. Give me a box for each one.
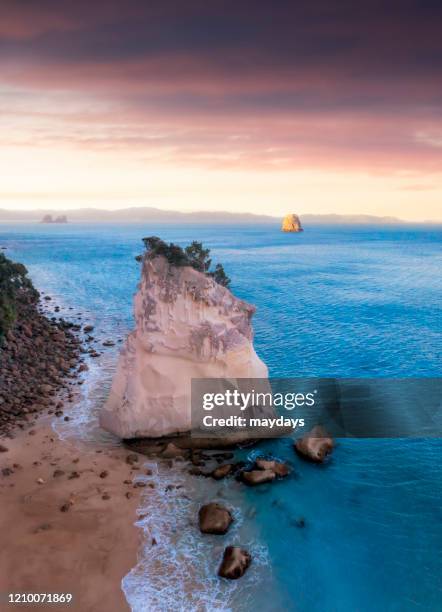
[199,502,233,535]
[294,426,334,463]
[218,546,251,579]
[241,469,276,486]
[255,458,290,477]
[281,213,303,232]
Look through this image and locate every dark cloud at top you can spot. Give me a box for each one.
[1,0,442,174]
[1,1,442,73]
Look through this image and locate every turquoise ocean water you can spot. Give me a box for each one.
[1,222,441,611]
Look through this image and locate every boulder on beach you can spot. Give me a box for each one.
[160,442,188,460]
[295,426,334,463]
[100,248,269,439]
[281,213,303,232]
[198,502,233,535]
[218,546,251,579]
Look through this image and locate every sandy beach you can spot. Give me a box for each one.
[0,419,143,612]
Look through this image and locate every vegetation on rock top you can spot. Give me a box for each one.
[136,237,231,288]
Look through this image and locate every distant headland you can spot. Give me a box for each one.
[0,206,437,225]
[41,214,68,224]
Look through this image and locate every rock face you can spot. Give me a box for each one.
[295,426,334,463]
[100,255,268,439]
[199,502,233,534]
[218,546,251,579]
[281,213,303,232]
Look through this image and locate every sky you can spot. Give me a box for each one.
[0,0,441,221]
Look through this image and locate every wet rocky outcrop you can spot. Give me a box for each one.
[198,502,233,535]
[218,546,251,579]
[295,426,334,462]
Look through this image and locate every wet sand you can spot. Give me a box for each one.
[0,421,144,612]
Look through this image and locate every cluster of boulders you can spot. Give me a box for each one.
[188,452,291,579]
[126,425,334,580]
[0,296,82,436]
[187,427,334,580]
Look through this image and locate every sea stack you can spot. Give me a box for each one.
[40,214,68,224]
[281,213,303,232]
[100,253,268,439]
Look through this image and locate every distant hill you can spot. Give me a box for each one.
[0,207,275,224]
[300,214,406,225]
[0,206,435,224]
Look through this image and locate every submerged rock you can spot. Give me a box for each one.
[295,426,334,463]
[218,546,251,579]
[241,468,276,486]
[255,458,290,477]
[211,463,235,480]
[199,502,233,535]
[100,254,269,439]
[281,213,303,232]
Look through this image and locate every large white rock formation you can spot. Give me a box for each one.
[100,255,268,439]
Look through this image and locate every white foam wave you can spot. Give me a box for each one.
[122,461,270,612]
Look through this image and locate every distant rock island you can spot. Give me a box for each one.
[41,214,68,224]
[282,213,303,232]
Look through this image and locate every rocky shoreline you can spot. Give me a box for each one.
[0,292,84,438]
[0,274,143,610]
